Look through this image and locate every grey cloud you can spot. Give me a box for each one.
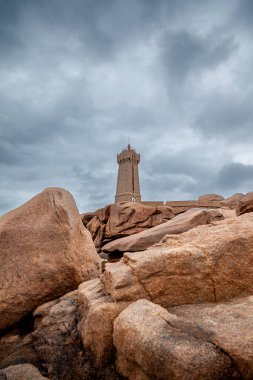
[233,0,253,30]
[146,151,207,178]
[0,0,116,70]
[194,91,253,142]
[217,163,253,190]
[141,175,191,202]
[179,162,253,199]
[0,1,22,46]
[161,30,237,84]
[141,146,232,201]
[0,141,22,165]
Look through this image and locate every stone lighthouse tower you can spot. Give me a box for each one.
[115,144,141,202]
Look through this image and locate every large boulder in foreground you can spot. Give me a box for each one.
[236,192,253,216]
[103,213,253,307]
[113,299,238,380]
[102,208,224,253]
[105,201,174,238]
[0,188,101,331]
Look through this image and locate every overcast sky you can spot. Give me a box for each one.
[1,0,253,215]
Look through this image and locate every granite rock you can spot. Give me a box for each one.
[103,213,253,307]
[0,187,100,331]
[0,364,48,380]
[236,192,253,216]
[113,299,238,380]
[102,208,224,253]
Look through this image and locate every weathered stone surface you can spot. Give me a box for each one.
[94,205,112,224]
[81,212,96,226]
[113,299,238,380]
[83,205,111,251]
[220,193,244,209]
[32,291,99,380]
[198,193,224,203]
[0,328,39,371]
[82,202,174,252]
[94,224,107,251]
[86,216,102,239]
[102,208,224,253]
[32,290,91,380]
[103,213,253,307]
[169,295,253,379]
[78,279,129,368]
[0,187,101,331]
[32,289,122,380]
[216,207,236,219]
[236,192,253,216]
[105,201,174,238]
[0,364,48,380]
[81,205,111,228]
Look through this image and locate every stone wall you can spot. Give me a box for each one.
[142,200,222,214]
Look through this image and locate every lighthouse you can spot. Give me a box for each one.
[115,144,141,203]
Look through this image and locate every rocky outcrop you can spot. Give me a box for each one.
[0,364,49,380]
[236,192,253,216]
[3,290,252,380]
[82,205,112,251]
[82,201,174,253]
[3,186,253,379]
[86,216,102,240]
[221,193,244,209]
[103,213,253,306]
[106,202,174,238]
[102,208,224,253]
[81,205,111,229]
[198,193,224,203]
[81,212,96,226]
[0,187,101,331]
[113,299,239,380]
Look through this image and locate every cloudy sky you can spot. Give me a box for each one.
[1,0,253,215]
